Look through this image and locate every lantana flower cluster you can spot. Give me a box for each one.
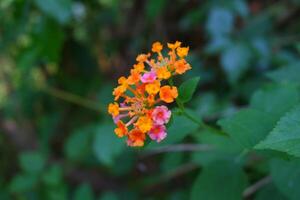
[108,41,191,147]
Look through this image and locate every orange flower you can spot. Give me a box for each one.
[152,42,163,53]
[114,121,128,137]
[167,41,181,50]
[176,46,189,58]
[108,41,192,147]
[108,103,119,116]
[127,129,146,147]
[156,66,171,79]
[159,86,178,103]
[127,70,140,85]
[145,80,161,95]
[135,116,152,133]
[174,59,191,74]
[136,53,150,63]
[133,62,145,73]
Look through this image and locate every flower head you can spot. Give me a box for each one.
[108,41,191,147]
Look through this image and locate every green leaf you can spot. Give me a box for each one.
[221,43,251,84]
[74,183,95,200]
[34,0,72,24]
[255,184,288,200]
[218,108,275,149]
[145,0,167,21]
[206,8,234,36]
[93,124,125,166]
[250,84,299,120]
[42,164,63,186]
[255,105,300,157]
[9,174,38,193]
[190,161,247,200]
[19,152,46,174]
[270,159,300,200]
[191,130,242,166]
[64,127,92,161]
[98,192,119,200]
[178,76,200,103]
[267,62,300,85]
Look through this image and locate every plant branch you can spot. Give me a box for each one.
[42,85,106,113]
[242,176,272,198]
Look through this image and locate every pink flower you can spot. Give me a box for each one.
[148,124,167,142]
[151,105,171,125]
[141,71,156,83]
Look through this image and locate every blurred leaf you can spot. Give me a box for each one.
[255,184,288,200]
[255,104,300,157]
[9,174,38,193]
[34,0,71,24]
[33,18,65,63]
[267,62,300,85]
[19,152,46,174]
[64,127,92,161]
[271,159,300,200]
[191,130,242,166]
[145,0,167,21]
[98,192,119,200]
[161,153,183,172]
[250,84,299,120]
[221,43,251,84]
[93,124,125,166]
[74,183,95,200]
[190,161,247,200]
[206,8,234,36]
[218,108,275,149]
[178,76,200,103]
[42,164,63,186]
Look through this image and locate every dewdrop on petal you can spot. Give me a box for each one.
[107,41,192,147]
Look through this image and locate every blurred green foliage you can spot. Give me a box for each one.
[1,0,300,199]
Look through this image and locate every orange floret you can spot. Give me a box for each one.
[176,46,189,58]
[145,80,161,95]
[114,121,128,137]
[152,42,163,53]
[174,59,191,74]
[156,66,171,79]
[127,129,146,147]
[135,116,153,133]
[108,103,119,116]
[159,86,178,103]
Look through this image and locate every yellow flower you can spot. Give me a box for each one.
[152,41,163,53]
[108,103,119,116]
[176,46,189,58]
[135,116,152,133]
[145,80,161,95]
[167,41,181,50]
[156,66,171,79]
[136,53,150,63]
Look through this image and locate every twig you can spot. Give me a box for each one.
[243,176,272,198]
[43,86,106,113]
[141,144,213,157]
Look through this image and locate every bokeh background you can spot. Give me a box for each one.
[1,0,300,199]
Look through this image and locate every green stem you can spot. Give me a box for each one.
[42,86,106,113]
